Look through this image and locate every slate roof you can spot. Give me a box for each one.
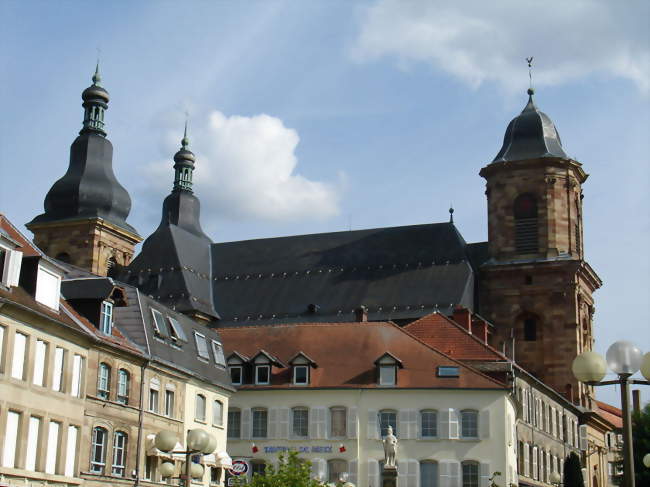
[212,222,484,326]
[219,321,507,390]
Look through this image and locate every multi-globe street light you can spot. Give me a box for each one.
[572,341,650,487]
[154,429,218,486]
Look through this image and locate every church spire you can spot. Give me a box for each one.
[172,121,196,192]
[80,62,110,136]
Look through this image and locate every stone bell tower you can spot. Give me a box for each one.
[479,87,601,405]
[27,65,141,276]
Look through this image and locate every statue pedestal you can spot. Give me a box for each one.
[382,465,398,487]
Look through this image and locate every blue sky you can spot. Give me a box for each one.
[1,0,648,407]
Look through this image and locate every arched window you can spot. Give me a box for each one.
[117,369,130,404]
[90,426,108,473]
[514,193,538,253]
[330,406,347,438]
[195,394,206,422]
[111,431,128,476]
[328,459,348,483]
[379,409,397,437]
[292,407,309,438]
[462,461,479,487]
[460,410,479,438]
[97,363,111,399]
[420,410,438,438]
[213,400,223,427]
[420,461,439,487]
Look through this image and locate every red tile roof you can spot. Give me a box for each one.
[595,400,623,429]
[219,321,506,390]
[404,312,506,361]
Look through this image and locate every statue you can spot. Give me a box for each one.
[383,425,398,468]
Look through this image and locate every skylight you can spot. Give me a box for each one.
[437,366,460,377]
[168,316,187,342]
[150,308,168,337]
[194,332,210,360]
[211,340,226,367]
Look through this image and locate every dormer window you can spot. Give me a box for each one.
[230,366,242,385]
[227,352,248,385]
[252,350,283,385]
[293,366,308,385]
[256,365,270,385]
[374,352,403,387]
[100,301,113,335]
[288,351,317,386]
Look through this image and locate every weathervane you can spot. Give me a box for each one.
[526,56,534,93]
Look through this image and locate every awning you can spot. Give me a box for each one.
[204,451,232,468]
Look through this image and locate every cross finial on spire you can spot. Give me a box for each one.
[526,56,535,96]
[449,204,454,223]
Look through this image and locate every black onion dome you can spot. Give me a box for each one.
[82,83,110,104]
[492,89,567,163]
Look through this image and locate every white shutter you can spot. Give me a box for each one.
[4,249,23,286]
[523,444,530,477]
[399,410,409,440]
[11,332,27,379]
[545,450,551,482]
[268,408,278,439]
[25,416,40,471]
[311,458,326,481]
[65,425,78,477]
[559,413,564,441]
[241,408,251,440]
[409,459,419,487]
[449,409,459,439]
[278,408,289,439]
[409,410,418,439]
[2,411,20,467]
[480,410,490,439]
[310,407,326,439]
[347,407,358,439]
[551,407,556,437]
[325,407,331,439]
[349,459,358,484]
[480,462,490,487]
[368,458,380,487]
[398,460,408,487]
[449,461,461,487]
[33,339,46,386]
[367,409,378,440]
[439,461,451,487]
[46,421,60,474]
[440,409,450,439]
[579,424,588,450]
[532,446,538,480]
[71,354,83,397]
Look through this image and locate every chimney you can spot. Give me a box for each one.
[355,305,368,322]
[473,317,489,343]
[452,306,471,332]
[632,390,640,414]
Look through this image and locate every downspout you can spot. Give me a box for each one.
[134,359,149,486]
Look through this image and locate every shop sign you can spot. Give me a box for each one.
[263,445,333,454]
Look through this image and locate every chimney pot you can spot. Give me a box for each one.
[355,305,368,322]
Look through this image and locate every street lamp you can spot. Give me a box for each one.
[643,453,650,469]
[549,470,562,486]
[154,429,218,486]
[572,342,650,487]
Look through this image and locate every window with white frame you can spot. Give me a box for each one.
[90,426,108,473]
[45,421,60,474]
[35,264,61,310]
[168,316,187,342]
[196,394,207,422]
[255,365,270,385]
[149,387,159,412]
[213,400,223,426]
[421,410,438,438]
[112,431,128,476]
[379,365,396,385]
[97,363,111,399]
[462,461,479,487]
[195,332,210,360]
[11,331,27,380]
[252,408,268,438]
[151,308,168,337]
[330,407,347,438]
[420,461,439,487]
[52,346,65,392]
[71,354,83,397]
[230,365,243,385]
[379,410,397,437]
[228,409,241,438]
[293,365,309,385]
[211,340,226,366]
[2,411,20,467]
[165,389,175,417]
[33,339,47,386]
[65,425,79,477]
[117,369,130,404]
[100,301,113,334]
[292,407,309,437]
[460,410,479,438]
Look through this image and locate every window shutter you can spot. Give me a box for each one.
[349,459,357,484]
[347,407,357,439]
[480,410,490,439]
[398,460,407,487]
[545,450,551,482]
[241,408,251,440]
[368,458,379,487]
[480,462,490,487]
[409,459,419,487]
[439,461,451,487]
[398,410,409,440]
[309,407,319,439]
[325,407,331,439]
[278,408,289,439]
[311,458,326,481]
[579,424,588,451]
[4,249,23,287]
[268,408,278,439]
[440,409,450,439]
[449,461,461,487]
[408,410,418,439]
[532,446,538,480]
[449,409,459,439]
[559,414,564,441]
[523,444,530,477]
[367,409,378,440]
[522,390,528,422]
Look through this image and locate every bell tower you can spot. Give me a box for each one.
[479,87,601,405]
[27,65,141,276]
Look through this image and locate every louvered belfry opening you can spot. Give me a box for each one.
[514,193,538,254]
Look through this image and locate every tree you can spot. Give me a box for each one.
[563,452,584,487]
[231,451,328,487]
[633,403,650,487]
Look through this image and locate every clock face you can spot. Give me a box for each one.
[514,194,537,218]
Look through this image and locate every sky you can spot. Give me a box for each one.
[1,0,648,408]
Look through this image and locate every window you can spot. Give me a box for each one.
[35,265,61,309]
[252,408,268,438]
[255,365,270,385]
[196,394,207,422]
[292,407,309,437]
[65,425,79,477]
[524,318,537,341]
[149,388,159,412]
[328,459,348,483]
[213,400,223,426]
[194,332,210,359]
[97,363,111,399]
[230,366,242,385]
[421,410,438,438]
[228,409,241,438]
[112,432,128,476]
[117,369,130,404]
[514,193,538,254]
[165,389,175,417]
[151,308,168,337]
[2,411,20,467]
[293,365,309,385]
[251,461,266,477]
[71,354,83,397]
[379,365,396,386]
[462,461,479,487]
[211,466,223,484]
[421,461,439,487]
[0,326,4,371]
[379,410,397,437]
[45,421,60,474]
[168,316,187,342]
[52,346,65,392]
[144,456,156,481]
[211,340,226,366]
[33,339,47,386]
[90,426,108,473]
[11,331,27,379]
[330,407,347,438]
[461,410,479,438]
[100,301,113,334]
[437,366,460,377]
[25,416,41,471]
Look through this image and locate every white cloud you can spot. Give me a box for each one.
[352,0,649,93]
[144,111,341,222]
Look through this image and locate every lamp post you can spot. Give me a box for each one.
[549,471,562,486]
[154,429,218,486]
[572,343,650,487]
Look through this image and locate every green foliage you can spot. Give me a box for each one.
[633,403,650,487]
[230,451,328,487]
[563,452,584,487]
